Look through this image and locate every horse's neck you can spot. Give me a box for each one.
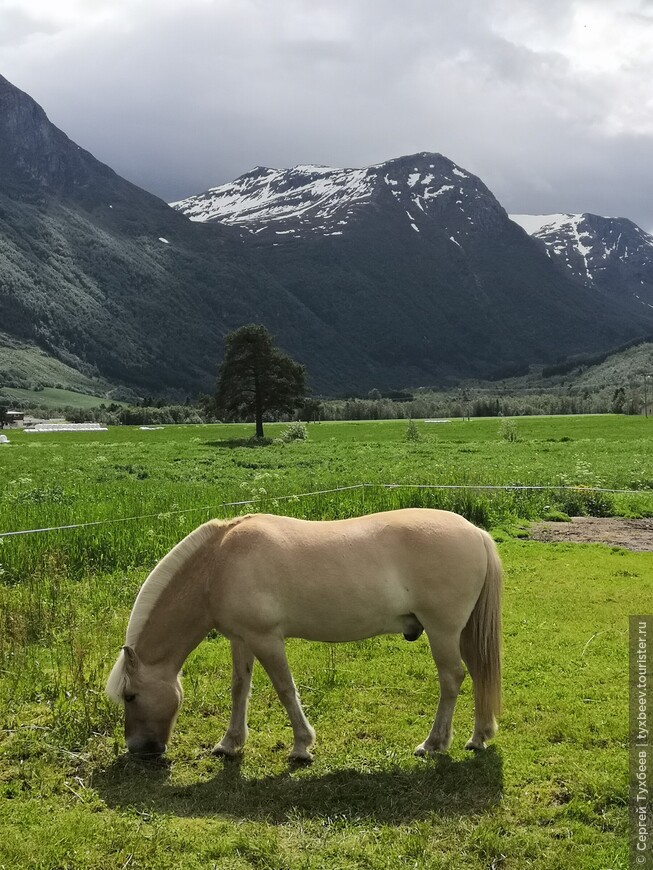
[136,566,214,672]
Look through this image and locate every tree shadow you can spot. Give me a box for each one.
[94,747,503,824]
[204,438,273,449]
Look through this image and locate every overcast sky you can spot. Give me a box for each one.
[3,0,653,229]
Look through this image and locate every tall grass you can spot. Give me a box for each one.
[2,417,651,584]
[1,480,638,584]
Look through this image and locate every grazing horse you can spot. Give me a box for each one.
[106,509,502,761]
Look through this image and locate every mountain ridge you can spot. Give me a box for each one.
[172,155,653,383]
[171,152,509,244]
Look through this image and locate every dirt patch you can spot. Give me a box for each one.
[529,517,653,551]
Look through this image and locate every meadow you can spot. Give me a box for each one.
[0,415,651,868]
[2,386,125,410]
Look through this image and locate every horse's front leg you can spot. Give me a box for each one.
[213,639,255,757]
[246,633,316,762]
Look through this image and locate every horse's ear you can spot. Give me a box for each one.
[122,645,140,676]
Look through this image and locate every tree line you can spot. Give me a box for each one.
[2,325,650,430]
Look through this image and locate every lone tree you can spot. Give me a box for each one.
[215,324,306,438]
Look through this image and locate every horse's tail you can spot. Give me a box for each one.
[460,530,503,734]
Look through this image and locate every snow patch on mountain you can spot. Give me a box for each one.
[170,164,375,230]
[510,213,574,236]
[512,213,611,281]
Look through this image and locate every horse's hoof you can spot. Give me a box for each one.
[212,743,240,758]
[414,744,438,758]
[414,740,450,757]
[289,751,314,765]
[464,739,486,751]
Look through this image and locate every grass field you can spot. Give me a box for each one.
[2,386,125,409]
[0,331,124,400]
[1,415,651,583]
[1,416,651,868]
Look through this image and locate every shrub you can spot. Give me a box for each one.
[499,418,518,442]
[405,419,421,442]
[280,421,308,443]
[553,487,615,518]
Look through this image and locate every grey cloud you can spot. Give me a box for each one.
[2,0,653,230]
[0,6,58,46]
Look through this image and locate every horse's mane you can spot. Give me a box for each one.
[106,517,240,703]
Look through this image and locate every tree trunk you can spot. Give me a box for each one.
[254,373,264,438]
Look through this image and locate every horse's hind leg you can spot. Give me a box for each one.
[245,633,316,762]
[213,639,255,757]
[414,629,465,756]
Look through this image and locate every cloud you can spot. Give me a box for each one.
[0,7,53,45]
[3,0,653,229]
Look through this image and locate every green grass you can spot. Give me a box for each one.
[0,415,650,867]
[2,386,126,409]
[0,331,123,397]
[1,415,651,582]
[0,541,638,868]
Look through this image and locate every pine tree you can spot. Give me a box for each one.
[215,325,306,438]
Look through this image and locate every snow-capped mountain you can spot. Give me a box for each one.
[170,153,653,384]
[171,153,506,244]
[165,153,653,385]
[510,213,653,313]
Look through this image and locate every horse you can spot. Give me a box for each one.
[106,508,502,762]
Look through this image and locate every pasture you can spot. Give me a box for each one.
[0,416,650,868]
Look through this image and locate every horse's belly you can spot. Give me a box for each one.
[285,609,407,643]
[278,584,411,642]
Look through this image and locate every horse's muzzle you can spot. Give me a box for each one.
[127,738,167,757]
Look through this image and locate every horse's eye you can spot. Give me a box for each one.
[124,693,136,703]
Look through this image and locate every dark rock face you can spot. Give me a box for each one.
[0,74,108,201]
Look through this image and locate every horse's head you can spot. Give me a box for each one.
[114,646,183,757]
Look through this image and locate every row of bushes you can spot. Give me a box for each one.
[315,391,647,421]
[2,388,648,426]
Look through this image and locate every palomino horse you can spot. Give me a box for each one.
[106,509,502,761]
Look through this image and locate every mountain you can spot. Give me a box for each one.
[470,336,653,415]
[171,154,527,241]
[510,213,653,316]
[1,72,652,398]
[174,155,653,385]
[0,74,372,396]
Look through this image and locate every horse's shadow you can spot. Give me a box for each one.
[95,748,503,824]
